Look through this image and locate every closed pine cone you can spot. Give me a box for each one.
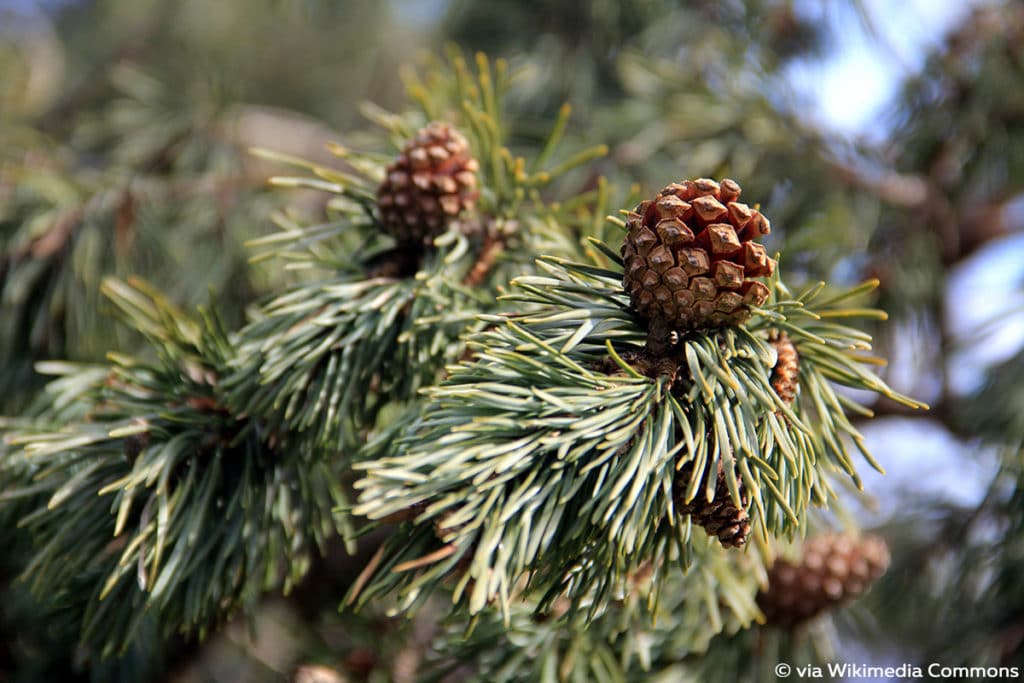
[769,331,799,405]
[674,459,750,548]
[377,122,479,244]
[621,178,775,332]
[757,532,890,627]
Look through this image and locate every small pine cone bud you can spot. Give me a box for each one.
[377,122,479,244]
[757,532,890,628]
[769,331,799,405]
[621,177,775,334]
[674,458,750,548]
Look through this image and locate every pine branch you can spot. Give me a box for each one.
[223,250,481,450]
[2,280,345,658]
[1,50,612,667]
[351,244,923,619]
[222,52,610,453]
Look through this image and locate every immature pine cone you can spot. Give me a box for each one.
[757,532,890,628]
[769,332,799,405]
[621,178,775,332]
[675,459,750,548]
[377,122,479,244]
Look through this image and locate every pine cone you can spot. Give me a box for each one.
[377,122,479,244]
[621,178,775,332]
[757,532,890,628]
[769,331,799,405]
[674,458,750,548]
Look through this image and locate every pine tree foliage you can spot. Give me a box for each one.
[424,589,857,683]
[3,38,921,677]
[1,55,284,412]
[5,1,1023,681]
[417,525,886,683]
[221,51,606,451]
[421,539,761,683]
[1,50,609,662]
[4,279,344,658]
[1,0,406,414]
[351,234,921,617]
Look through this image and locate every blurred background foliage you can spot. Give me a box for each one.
[2,0,1024,680]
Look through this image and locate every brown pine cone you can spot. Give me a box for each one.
[377,122,479,244]
[621,178,775,332]
[757,532,890,628]
[675,459,750,548]
[769,331,799,405]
